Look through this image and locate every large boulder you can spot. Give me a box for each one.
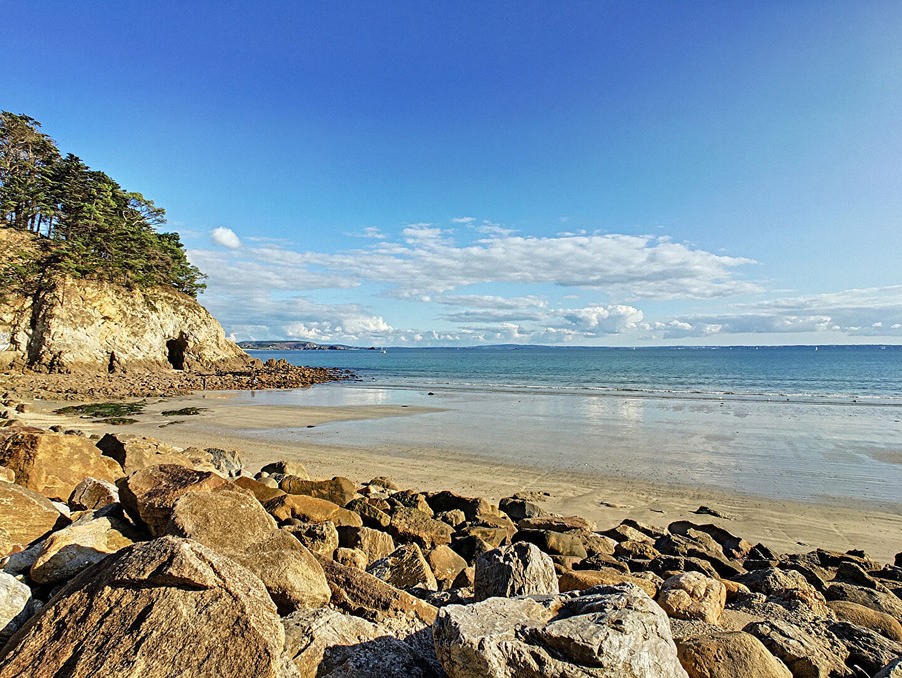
[826,582,902,620]
[427,545,469,590]
[183,446,243,477]
[118,463,227,536]
[0,572,38,646]
[338,525,396,565]
[434,583,688,677]
[165,486,330,612]
[474,542,558,602]
[96,433,193,475]
[828,621,902,676]
[282,607,432,678]
[743,619,851,678]
[735,567,830,617]
[30,508,142,584]
[657,572,726,624]
[675,631,792,678]
[286,521,340,558]
[0,431,123,501]
[0,480,66,553]
[513,529,588,558]
[0,537,296,677]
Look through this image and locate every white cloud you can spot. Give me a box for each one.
[648,286,902,339]
[450,216,476,224]
[346,226,387,239]
[560,304,644,335]
[211,227,242,249]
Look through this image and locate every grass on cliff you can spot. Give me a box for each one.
[55,401,146,418]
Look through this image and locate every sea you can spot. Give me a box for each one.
[240,345,902,505]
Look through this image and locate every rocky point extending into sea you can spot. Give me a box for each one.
[0,408,900,677]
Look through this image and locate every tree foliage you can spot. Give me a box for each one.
[0,112,205,297]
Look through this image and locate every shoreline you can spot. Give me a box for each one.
[13,388,902,563]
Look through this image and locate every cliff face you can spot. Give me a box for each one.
[0,278,250,374]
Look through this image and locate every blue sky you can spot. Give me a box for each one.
[4,1,901,345]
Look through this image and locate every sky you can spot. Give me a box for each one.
[4,1,902,346]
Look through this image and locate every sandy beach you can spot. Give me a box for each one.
[16,384,902,563]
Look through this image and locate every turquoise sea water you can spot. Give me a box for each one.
[238,345,902,504]
[249,345,902,405]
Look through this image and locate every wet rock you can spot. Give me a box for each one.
[68,476,119,511]
[119,463,227,536]
[676,631,792,678]
[280,475,356,506]
[368,544,438,592]
[282,607,431,678]
[389,507,454,548]
[474,542,558,601]
[0,537,294,678]
[657,572,726,624]
[0,481,67,553]
[434,583,689,677]
[0,431,123,501]
[743,618,851,678]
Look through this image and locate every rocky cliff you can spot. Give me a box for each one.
[0,277,250,374]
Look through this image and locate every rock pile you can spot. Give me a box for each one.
[0,424,900,677]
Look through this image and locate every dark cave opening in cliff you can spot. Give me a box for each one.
[166,335,188,370]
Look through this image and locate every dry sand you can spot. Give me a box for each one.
[16,390,902,563]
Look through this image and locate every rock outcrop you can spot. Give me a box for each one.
[0,275,249,374]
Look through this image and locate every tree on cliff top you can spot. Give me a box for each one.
[0,112,205,297]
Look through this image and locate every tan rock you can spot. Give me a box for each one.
[474,542,558,601]
[389,507,454,548]
[0,572,38,646]
[559,568,658,598]
[280,475,356,506]
[720,578,750,601]
[260,460,309,479]
[390,490,434,515]
[368,544,438,591]
[314,552,437,626]
[334,547,368,570]
[233,475,286,503]
[68,476,119,511]
[828,600,902,642]
[119,463,227,536]
[265,493,362,527]
[338,525,395,565]
[96,433,192,475]
[285,521,339,558]
[30,510,141,584]
[165,486,330,612]
[0,536,292,677]
[0,466,13,482]
[657,572,727,624]
[676,631,792,678]
[0,480,66,552]
[428,544,469,590]
[346,497,392,528]
[518,515,596,532]
[513,529,588,558]
[0,431,123,501]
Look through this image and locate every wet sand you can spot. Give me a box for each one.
[17,386,902,563]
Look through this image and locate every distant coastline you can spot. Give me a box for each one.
[238,340,363,351]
